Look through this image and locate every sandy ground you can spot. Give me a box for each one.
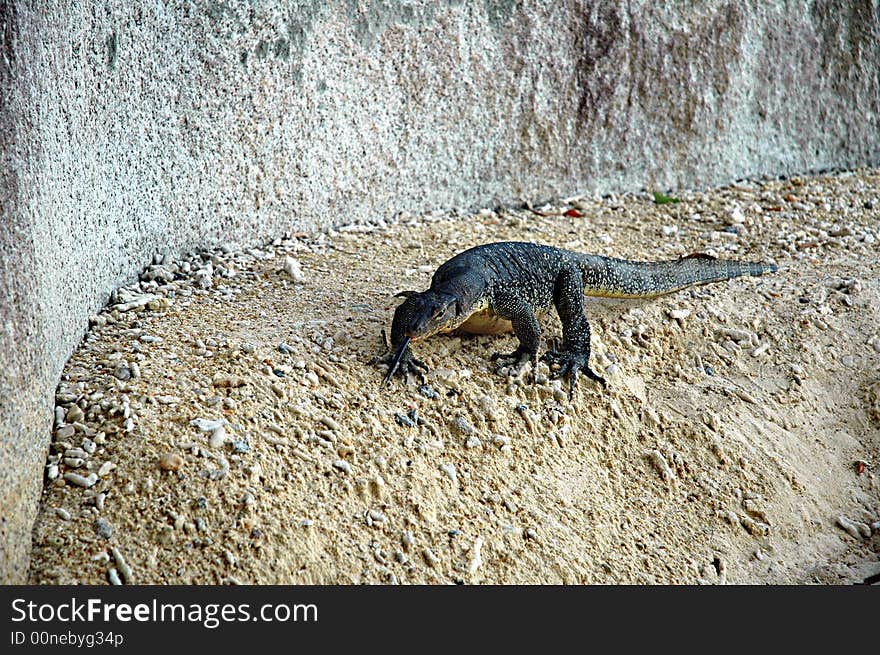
[29,170,880,584]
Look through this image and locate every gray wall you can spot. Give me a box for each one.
[1,0,878,582]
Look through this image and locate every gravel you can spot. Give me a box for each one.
[27,169,880,585]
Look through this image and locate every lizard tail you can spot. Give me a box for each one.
[577,253,777,299]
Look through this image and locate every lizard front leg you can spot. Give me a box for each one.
[487,291,541,382]
[541,264,607,399]
[375,329,429,385]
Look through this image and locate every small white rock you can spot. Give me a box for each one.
[107,568,122,586]
[283,256,305,282]
[648,450,675,481]
[467,537,483,574]
[63,472,98,488]
[422,547,440,567]
[439,463,457,483]
[837,516,871,539]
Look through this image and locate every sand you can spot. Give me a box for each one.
[29,169,880,584]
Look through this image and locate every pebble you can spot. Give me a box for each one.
[333,459,352,475]
[46,464,59,480]
[110,546,134,583]
[465,436,482,449]
[728,205,745,224]
[66,404,84,423]
[439,463,457,483]
[113,362,131,381]
[394,412,415,428]
[418,385,439,399]
[212,373,245,388]
[648,450,674,481]
[422,547,440,567]
[319,416,340,431]
[283,256,305,282]
[733,389,758,404]
[751,342,770,357]
[740,516,770,537]
[209,428,227,449]
[158,453,184,471]
[93,518,114,539]
[667,308,691,321]
[63,472,98,488]
[55,507,71,520]
[55,425,75,440]
[107,568,122,585]
[717,327,757,345]
[190,417,227,432]
[467,537,484,574]
[97,461,116,477]
[450,417,475,436]
[836,515,871,539]
[112,290,160,312]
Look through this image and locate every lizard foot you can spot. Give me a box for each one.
[490,347,538,382]
[541,350,606,400]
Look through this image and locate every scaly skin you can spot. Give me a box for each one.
[380,241,777,398]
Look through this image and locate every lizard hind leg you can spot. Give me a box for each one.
[487,291,542,384]
[542,264,607,400]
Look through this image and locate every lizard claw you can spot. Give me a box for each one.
[490,348,538,383]
[541,350,606,400]
[377,337,429,386]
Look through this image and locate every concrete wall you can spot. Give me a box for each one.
[1,0,878,582]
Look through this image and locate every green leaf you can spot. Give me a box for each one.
[653,191,680,205]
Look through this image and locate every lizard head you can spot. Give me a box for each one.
[391,290,462,343]
[382,290,463,385]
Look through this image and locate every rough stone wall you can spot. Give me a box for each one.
[1,0,878,582]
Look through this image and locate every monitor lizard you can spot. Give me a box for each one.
[379,241,777,399]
